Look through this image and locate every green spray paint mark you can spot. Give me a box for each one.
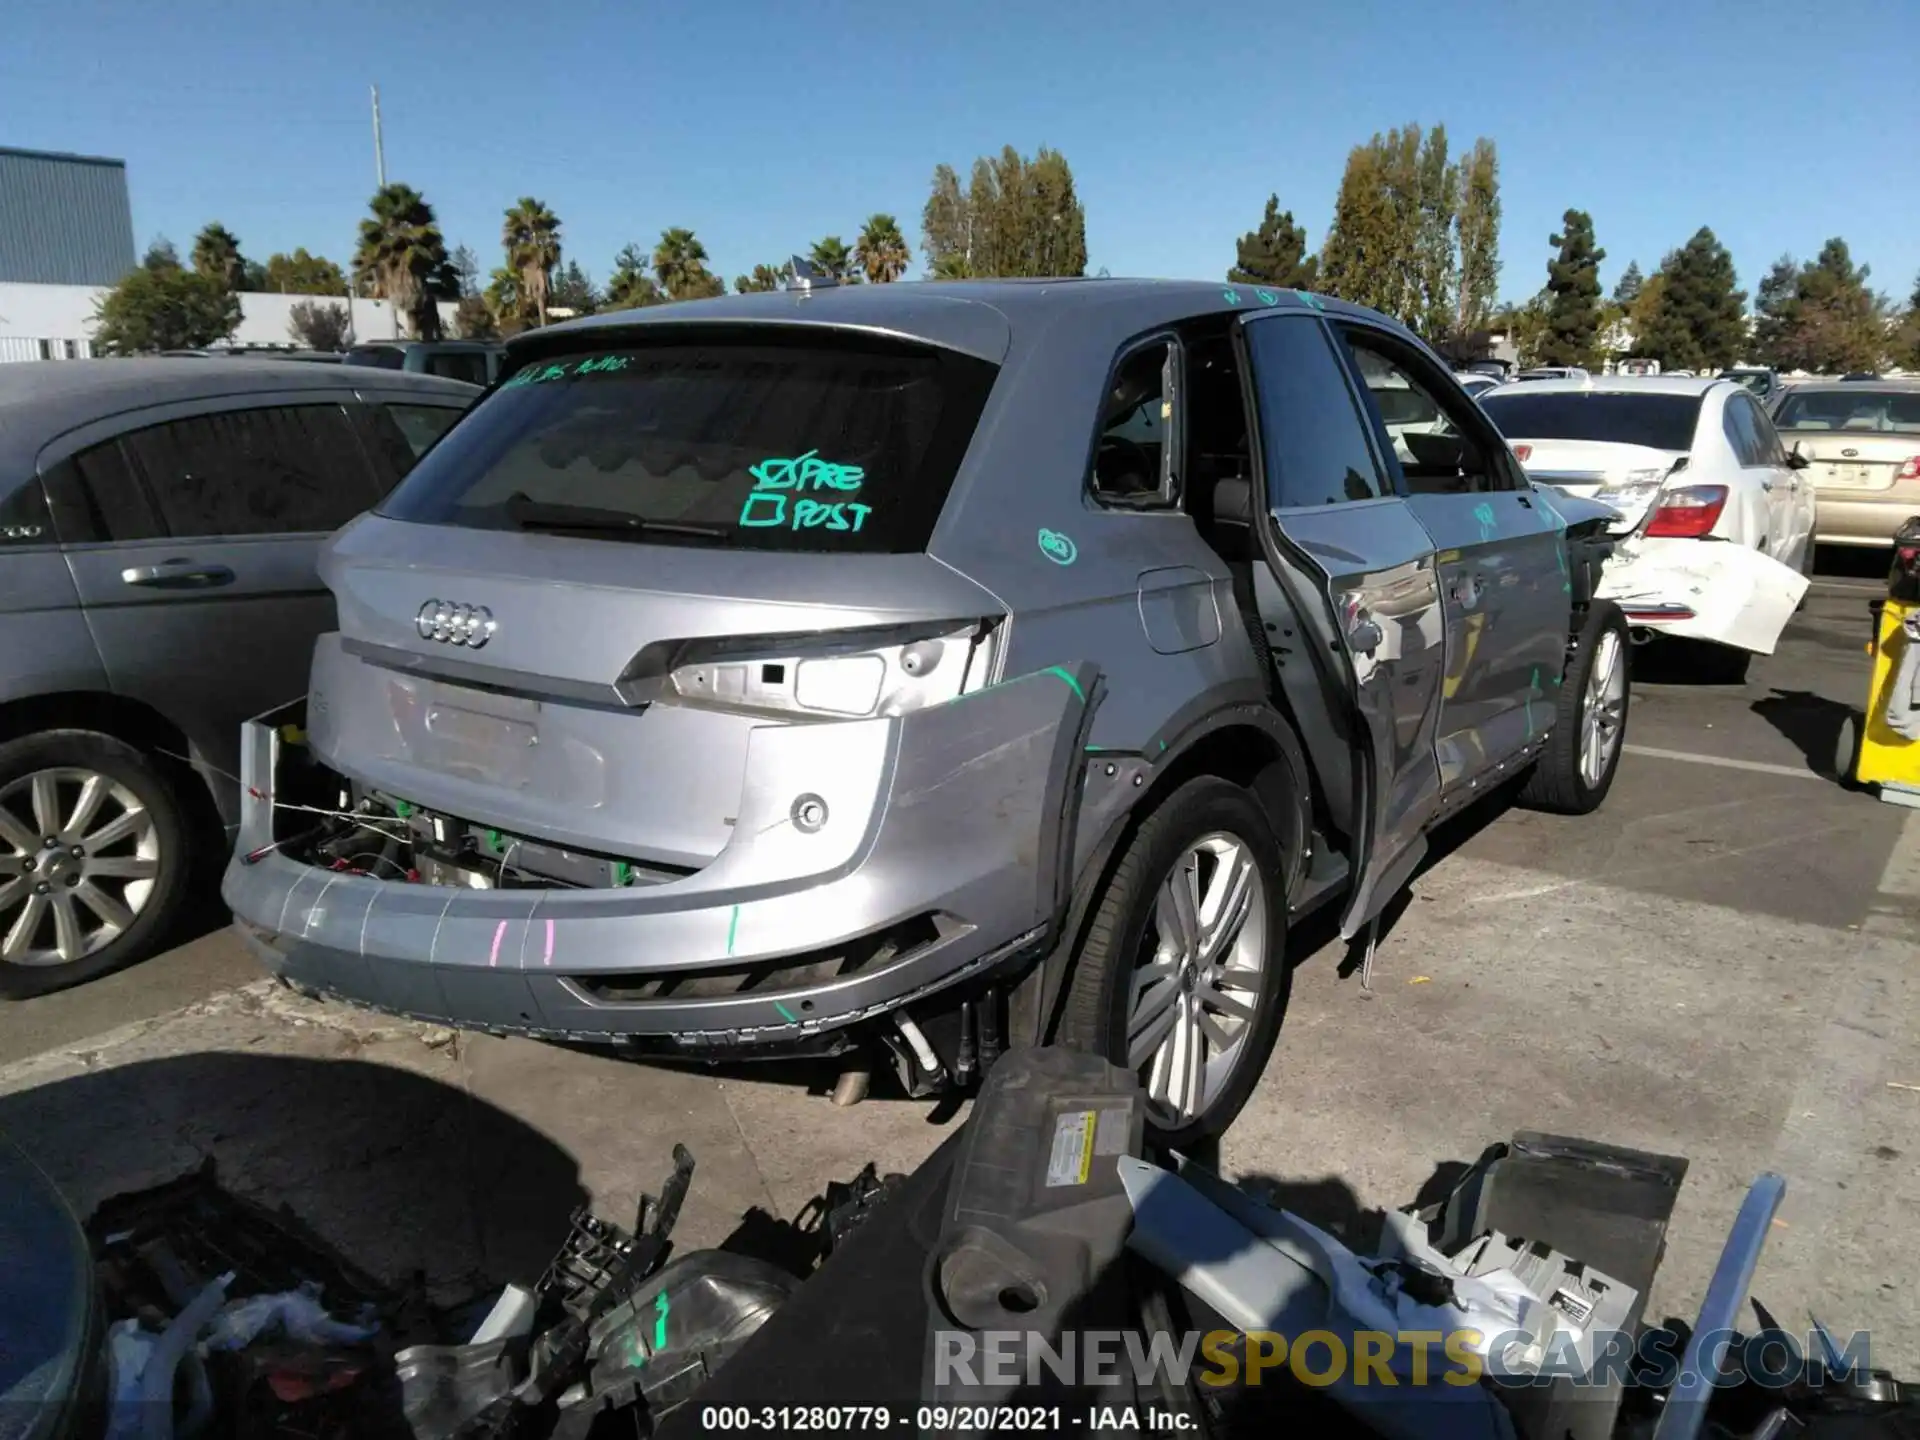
[725,905,740,956]
[1524,667,1542,736]
[1295,290,1326,311]
[1255,288,1278,306]
[1222,287,1242,305]
[1044,665,1086,702]
[393,800,413,819]
[739,451,871,534]
[1037,528,1078,565]
[614,861,632,886]
[1473,502,1497,542]
[485,828,502,850]
[653,1289,670,1352]
[774,1001,798,1023]
[1158,740,1167,752]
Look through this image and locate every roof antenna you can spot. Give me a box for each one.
[788,255,839,295]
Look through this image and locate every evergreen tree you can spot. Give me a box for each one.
[1782,239,1886,374]
[919,145,1087,279]
[1455,138,1501,336]
[1227,195,1317,289]
[1749,255,1800,370]
[1539,209,1605,367]
[1636,228,1748,372]
[1612,261,1643,307]
[1414,124,1458,340]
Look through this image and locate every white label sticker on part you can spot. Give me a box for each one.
[1046,1110,1096,1187]
[1093,1107,1129,1156]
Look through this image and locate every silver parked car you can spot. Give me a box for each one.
[224,281,1629,1143]
[0,359,475,997]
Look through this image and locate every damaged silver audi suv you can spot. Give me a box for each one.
[223,278,1629,1144]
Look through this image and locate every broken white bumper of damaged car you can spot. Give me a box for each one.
[1539,474,1808,655]
[220,630,1097,1064]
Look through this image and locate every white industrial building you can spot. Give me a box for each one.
[0,145,455,362]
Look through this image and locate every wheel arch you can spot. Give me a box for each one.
[1012,703,1315,1049]
[0,690,229,834]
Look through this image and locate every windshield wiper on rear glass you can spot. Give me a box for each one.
[503,493,735,543]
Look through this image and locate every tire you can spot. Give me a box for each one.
[1698,644,1753,685]
[1518,600,1631,816]
[1055,776,1290,1150]
[0,730,191,1000]
[1833,711,1861,784]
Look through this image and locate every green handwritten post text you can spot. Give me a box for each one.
[738,450,872,534]
[502,354,631,388]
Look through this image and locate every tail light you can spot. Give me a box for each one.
[1895,456,1920,483]
[1512,444,1532,463]
[1645,484,1729,539]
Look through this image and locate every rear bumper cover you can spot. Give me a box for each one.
[1599,537,1807,654]
[221,663,1096,1052]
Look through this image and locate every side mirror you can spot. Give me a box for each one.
[1786,448,1811,471]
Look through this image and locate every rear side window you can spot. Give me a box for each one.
[1479,392,1704,452]
[425,352,489,385]
[346,346,407,371]
[1242,315,1387,508]
[121,404,382,537]
[377,336,999,553]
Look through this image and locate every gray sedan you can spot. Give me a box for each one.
[0,359,475,996]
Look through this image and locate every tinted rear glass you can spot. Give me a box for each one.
[345,346,407,370]
[1479,392,1703,451]
[376,335,998,552]
[1773,388,1920,434]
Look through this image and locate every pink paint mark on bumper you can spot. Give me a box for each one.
[542,918,555,967]
[488,920,507,968]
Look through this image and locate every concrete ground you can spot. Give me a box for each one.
[2,553,1916,1372]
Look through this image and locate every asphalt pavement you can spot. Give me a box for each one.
[2,551,1915,1372]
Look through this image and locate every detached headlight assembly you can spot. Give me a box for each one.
[656,620,1002,720]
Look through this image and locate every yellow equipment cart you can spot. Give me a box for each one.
[1841,517,1920,807]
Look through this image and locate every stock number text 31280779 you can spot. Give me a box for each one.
[697,1406,1076,1431]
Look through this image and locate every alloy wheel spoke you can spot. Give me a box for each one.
[1197,984,1258,1022]
[0,807,38,857]
[1195,1005,1235,1051]
[64,774,111,841]
[1130,993,1182,1070]
[50,894,84,962]
[4,893,47,959]
[74,880,133,933]
[80,808,146,852]
[0,877,28,911]
[85,856,159,881]
[1198,850,1254,966]
[1155,860,1202,959]
[1181,1004,1208,1116]
[29,773,60,839]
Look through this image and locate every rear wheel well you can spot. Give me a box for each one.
[1027,720,1311,1046]
[0,692,225,851]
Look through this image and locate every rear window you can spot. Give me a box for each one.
[1479,391,1703,452]
[1773,388,1920,434]
[376,336,999,552]
[345,346,407,371]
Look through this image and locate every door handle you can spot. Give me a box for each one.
[1516,493,1533,508]
[1759,479,1775,492]
[120,559,237,590]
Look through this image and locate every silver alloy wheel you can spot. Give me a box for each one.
[1581,628,1627,789]
[1124,831,1268,1128]
[0,768,159,968]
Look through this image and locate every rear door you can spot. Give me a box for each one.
[46,395,387,788]
[1332,322,1570,791]
[1237,311,1446,939]
[1747,397,1812,565]
[1723,390,1793,557]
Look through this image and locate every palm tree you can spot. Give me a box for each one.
[733,263,788,294]
[808,235,854,282]
[652,228,722,301]
[353,184,453,339]
[854,215,911,284]
[191,223,248,292]
[501,197,562,329]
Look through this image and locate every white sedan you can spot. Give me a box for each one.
[1478,376,1815,681]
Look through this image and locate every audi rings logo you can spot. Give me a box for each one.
[416,600,496,648]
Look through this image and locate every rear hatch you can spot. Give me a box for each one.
[310,325,1004,870]
[1480,387,1702,535]
[1772,387,1920,493]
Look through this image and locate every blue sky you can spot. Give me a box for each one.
[4,0,1916,307]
